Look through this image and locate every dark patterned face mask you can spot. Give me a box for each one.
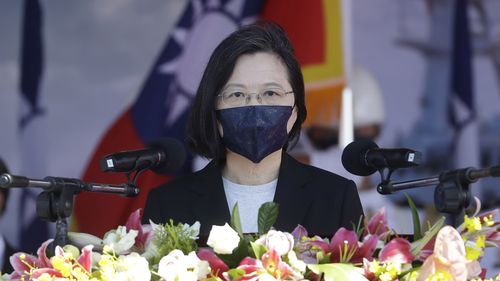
[216,105,293,163]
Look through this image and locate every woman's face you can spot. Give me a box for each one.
[216,52,298,136]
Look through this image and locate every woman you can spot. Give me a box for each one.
[143,21,364,236]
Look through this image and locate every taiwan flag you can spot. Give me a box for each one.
[263,0,348,129]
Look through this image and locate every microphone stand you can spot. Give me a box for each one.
[376,166,499,226]
[0,173,140,256]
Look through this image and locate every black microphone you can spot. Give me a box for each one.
[99,138,186,174]
[0,173,140,197]
[342,139,422,176]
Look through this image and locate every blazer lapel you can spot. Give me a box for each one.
[189,160,231,234]
[273,153,313,232]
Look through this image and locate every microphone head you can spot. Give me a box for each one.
[342,139,379,176]
[149,138,187,174]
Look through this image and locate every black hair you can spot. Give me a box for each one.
[0,158,9,214]
[186,21,307,162]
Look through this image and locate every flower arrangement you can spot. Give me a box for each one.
[1,198,498,281]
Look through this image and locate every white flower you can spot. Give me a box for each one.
[206,223,240,255]
[259,273,278,281]
[287,251,307,274]
[100,252,151,281]
[103,226,138,254]
[141,240,160,261]
[68,231,104,251]
[91,252,102,269]
[158,250,210,281]
[255,230,294,256]
[182,221,201,240]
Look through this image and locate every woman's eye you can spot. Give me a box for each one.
[263,90,281,97]
[230,92,245,98]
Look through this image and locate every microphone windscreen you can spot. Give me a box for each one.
[149,138,187,174]
[341,139,379,176]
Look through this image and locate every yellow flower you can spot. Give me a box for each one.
[476,235,486,249]
[385,261,401,276]
[36,273,54,281]
[465,246,482,261]
[483,214,494,227]
[369,260,401,281]
[102,245,115,255]
[427,271,453,281]
[369,260,382,274]
[404,271,419,281]
[51,255,73,277]
[379,272,393,281]
[464,215,482,233]
[98,254,113,267]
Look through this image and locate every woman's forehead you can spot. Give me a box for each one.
[225,52,290,88]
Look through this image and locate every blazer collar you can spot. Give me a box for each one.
[189,153,313,233]
[189,160,231,234]
[273,153,314,231]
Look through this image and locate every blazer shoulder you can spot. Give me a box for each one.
[289,155,354,186]
[149,160,217,195]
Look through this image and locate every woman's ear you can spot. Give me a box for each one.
[286,106,298,133]
[217,121,224,138]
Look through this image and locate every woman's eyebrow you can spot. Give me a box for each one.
[262,82,284,88]
[223,82,285,90]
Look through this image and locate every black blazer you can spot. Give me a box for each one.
[143,153,364,237]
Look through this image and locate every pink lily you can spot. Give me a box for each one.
[197,248,229,278]
[417,237,436,262]
[8,239,93,280]
[378,237,413,264]
[362,258,376,281]
[235,248,303,281]
[364,207,390,239]
[418,226,482,281]
[125,208,155,251]
[9,239,52,278]
[77,244,94,272]
[310,227,378,263]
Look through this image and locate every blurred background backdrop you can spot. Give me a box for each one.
[0,0,499,273]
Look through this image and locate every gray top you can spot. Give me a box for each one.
[222,177,277,233]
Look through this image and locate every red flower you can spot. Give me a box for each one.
[125,208,155,251]
[365,207,390,239]
[378,237,413,264]
[310,227,377,263]
[197,248,229,279]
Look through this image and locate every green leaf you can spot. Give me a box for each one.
[404,193,422,240]
[204,277,221,281]
[410,216,445,257]
[250,241,267,260]
[218,238,250,268]
[308,263,368,281]
[230,203,244,237]
[316,251,331,264]
[258,202,279,234]
[227,268,245,280]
